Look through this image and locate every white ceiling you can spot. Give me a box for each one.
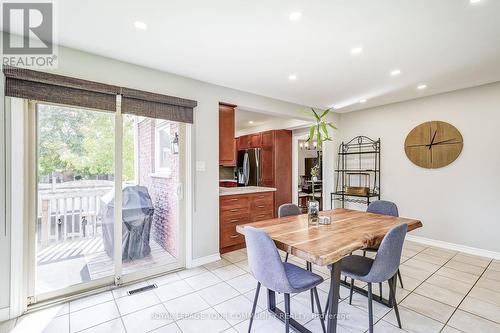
[235,109,283,131]
[30,0,500,112]
[235,108,309,132]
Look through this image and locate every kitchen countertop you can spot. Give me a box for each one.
[219,186,277,196]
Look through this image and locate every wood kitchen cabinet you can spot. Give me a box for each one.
[260,131,274,187]
[219,191,274,253]
[219,103,236,166]
[237,130,292,214]
[271,130,292,214]
[237,135,249,150]
[249,133,262,147]
[237,133,262,150]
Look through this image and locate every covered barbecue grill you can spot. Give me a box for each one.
[100,185,154,260]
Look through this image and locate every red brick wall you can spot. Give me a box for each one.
[137,119,179,257]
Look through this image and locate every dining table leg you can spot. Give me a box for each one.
[327,260,342,333]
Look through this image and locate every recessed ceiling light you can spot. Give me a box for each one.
[390,69,401,76]
[289,11,303,21]
[134,21,148,30]
[351,47,363,55]
[248,120,254,124]
[470,0,481,4]
[288,74,297,81]
[359,99,367,103]
[417,84,427,90]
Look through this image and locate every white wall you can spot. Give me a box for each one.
[337,82,500,252]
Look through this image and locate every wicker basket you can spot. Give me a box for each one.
[345,186,370,196]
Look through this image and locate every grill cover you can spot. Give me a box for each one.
[100,185,154,260]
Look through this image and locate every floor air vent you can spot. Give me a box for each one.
[127,283,157,295]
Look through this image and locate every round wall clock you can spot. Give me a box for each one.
[404,121,463,169]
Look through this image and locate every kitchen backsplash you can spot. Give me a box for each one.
[219,166,236,180]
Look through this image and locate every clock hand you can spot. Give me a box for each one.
[429,130,437,149]
[432,138,459,145]
[406,144,429,148]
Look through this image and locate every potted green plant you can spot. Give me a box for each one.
[304,108,336,225]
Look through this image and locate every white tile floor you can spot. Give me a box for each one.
[2,240,500,333]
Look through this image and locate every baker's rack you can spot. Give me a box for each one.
[331,136,381,208]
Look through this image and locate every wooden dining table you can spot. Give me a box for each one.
[236,208,422,333]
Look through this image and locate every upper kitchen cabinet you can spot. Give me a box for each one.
[260,131,274,187]
[237,133,261,150]
[219,103,237,166]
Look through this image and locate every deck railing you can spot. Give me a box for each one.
[37,182,113,247]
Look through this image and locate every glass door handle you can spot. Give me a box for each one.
[177,183,184,200]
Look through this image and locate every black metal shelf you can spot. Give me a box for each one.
[331,191,380,198]
[332,136,381,208]
[331,196,375,205]
[338,151,379,155]
[334,170,379,173]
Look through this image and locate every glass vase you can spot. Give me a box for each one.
[307,200,319,226]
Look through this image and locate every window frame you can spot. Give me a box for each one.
[154,120,172,177]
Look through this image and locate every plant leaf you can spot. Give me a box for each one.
[308,125,315,142]
[328,122,338,130]
[320,108,331,119]
[311,108,320,120]
[321,122,329,138]
[317,125,322,148]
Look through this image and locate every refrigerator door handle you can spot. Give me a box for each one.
[243,151,250,186]
[257,148,262,186]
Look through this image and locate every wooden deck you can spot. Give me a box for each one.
[36,236,176,294]
[85,239,177,280]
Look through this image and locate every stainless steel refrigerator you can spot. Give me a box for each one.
[237,148,262,186]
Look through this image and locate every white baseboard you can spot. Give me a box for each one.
[0,306,10,321]
[406,235,500,260]
[190,253,221,267]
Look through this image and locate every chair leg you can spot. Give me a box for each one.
[379,282,383,299]
[363,250,366,256]
[284,253,289,262]
[349,278,354,305]
[367,283,374,333]
[397,269,404,289]
[312,287,326,333]
[306,262,315,313]
[389,276,402,329]
[284,293,291,333]
[248,282,261,333]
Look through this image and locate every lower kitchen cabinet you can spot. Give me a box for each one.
[219,191,274,253]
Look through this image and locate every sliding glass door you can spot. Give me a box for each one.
[31,102,186,302]
[118,114,185,282]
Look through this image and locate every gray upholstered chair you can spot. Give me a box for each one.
[325,224,407,333]
[277,203,301,263]
[367,200,399,217]
[278,203,301,218]
[277,203,316,313]
[244,226,326,333]
[365,201,404,294]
